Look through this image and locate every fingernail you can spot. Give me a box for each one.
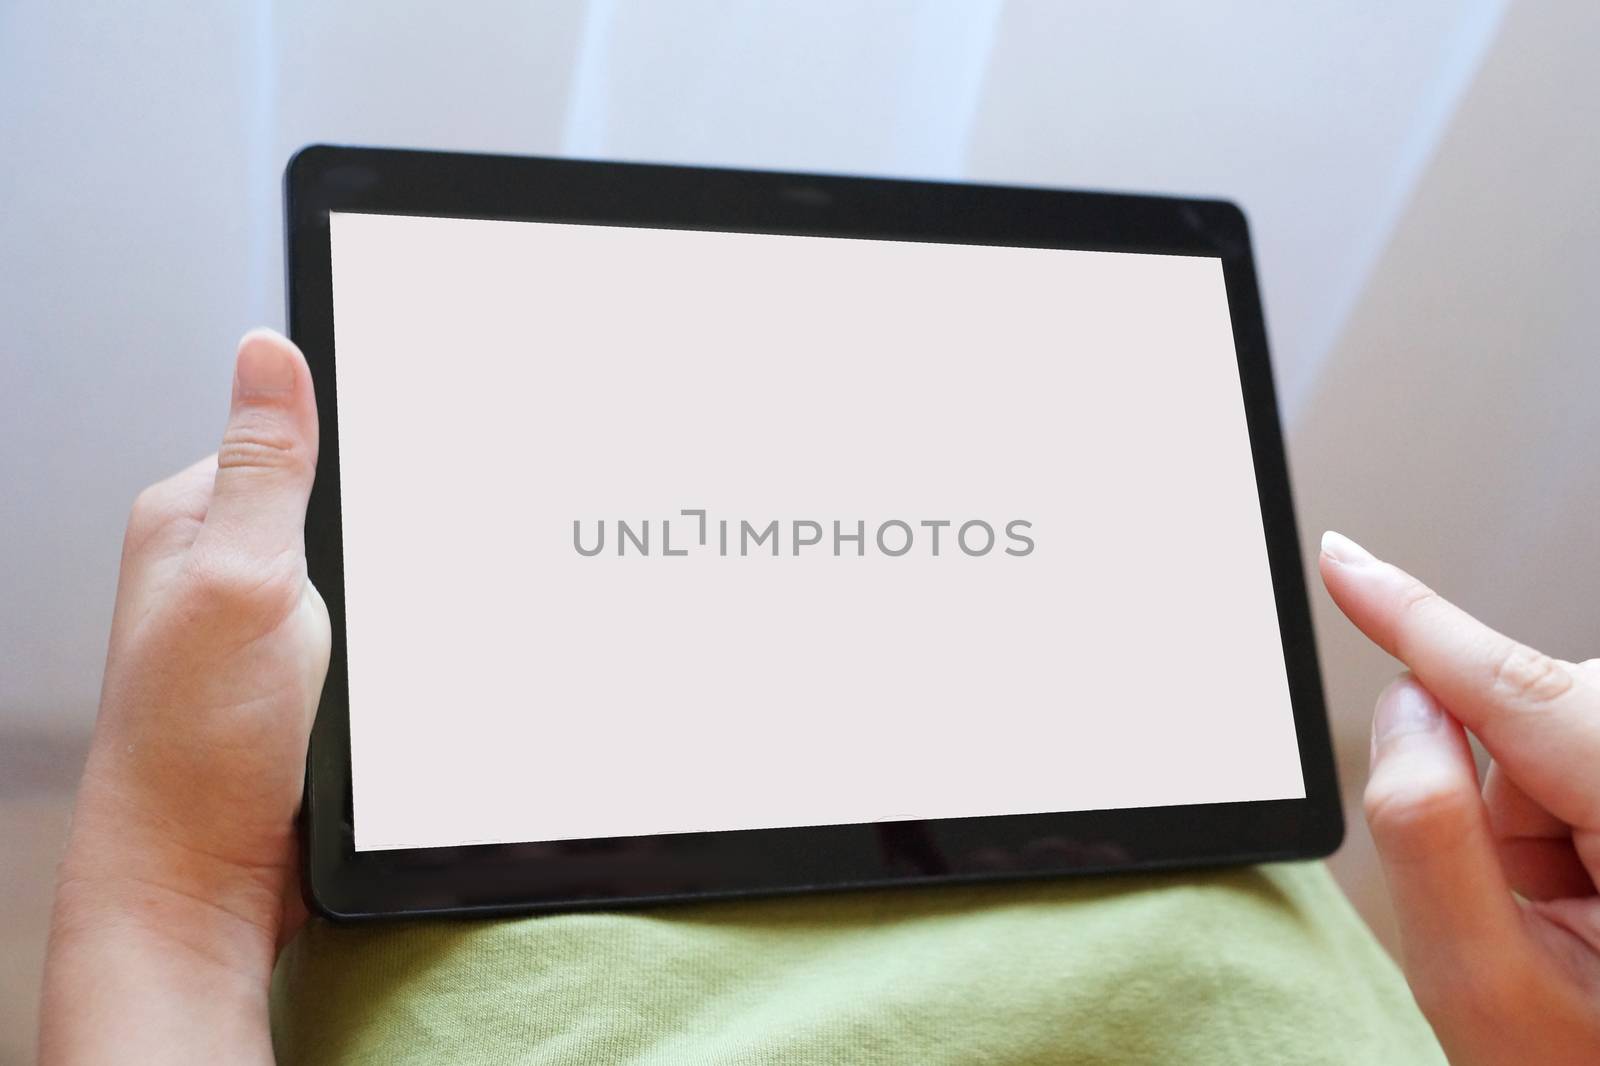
[1321,529,1376,566]
[235,331,297,396]
[1373,677,1444,752]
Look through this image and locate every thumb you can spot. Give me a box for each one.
[195,329,319,567]
[1363,676,1533,1028]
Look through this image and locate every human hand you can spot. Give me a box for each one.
[1321,531,1600,1064]
[40,330,330,1065]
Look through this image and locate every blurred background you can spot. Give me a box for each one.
[4,1,1598,1059]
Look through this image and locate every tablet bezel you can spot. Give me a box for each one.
[286,144,1342,920]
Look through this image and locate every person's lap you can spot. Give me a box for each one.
[271,862,1443,1065]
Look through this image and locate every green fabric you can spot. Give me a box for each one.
[270,862,1443,1065]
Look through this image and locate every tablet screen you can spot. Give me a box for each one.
[328,211,1305,853]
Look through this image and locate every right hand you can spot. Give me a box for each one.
[1320,530,1600,1064]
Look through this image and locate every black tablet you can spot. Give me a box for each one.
[286,145,1341,920]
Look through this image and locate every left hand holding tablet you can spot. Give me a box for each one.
[40,329,329,1066]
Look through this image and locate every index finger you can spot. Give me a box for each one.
[1319,530,1600,830]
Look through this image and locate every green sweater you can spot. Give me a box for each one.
[271,862,1443,1064]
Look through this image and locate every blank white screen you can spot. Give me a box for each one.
[329,212,1305,852]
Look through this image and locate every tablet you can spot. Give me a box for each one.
[286,145,1341,920]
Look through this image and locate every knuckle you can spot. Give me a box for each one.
[1390,577,1441,656]
[1488,643,1573,706]
[181,548,302,629]
[125,485,164,537]
[1389,576,1443,661]
[123,483,178,554]
[217,410,309,476]
[1395,575,1439,617]
[1364,775,1474,853]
